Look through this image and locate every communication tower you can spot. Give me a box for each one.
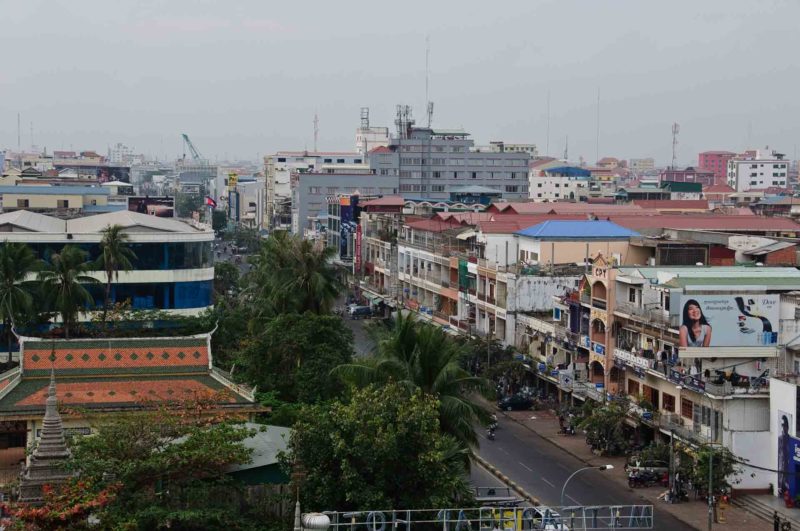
[671,123,680,170]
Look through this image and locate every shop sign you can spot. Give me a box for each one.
[592,342,605,355]
[613,348,652,370]
[579,335,590,349]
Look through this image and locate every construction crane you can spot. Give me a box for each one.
[181,133,203,161]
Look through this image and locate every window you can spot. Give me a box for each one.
[505,185,519,192]
[17,199,29,208]
[277,157,286,162]
[308,187,322,194]
[431,185,445,192]
[472,172,477,179]
[681,398,693,419]
[537,183,543,187]
[354,159,362,164]
[433,171,441,178]
[337,159,345,163]
[399,184,413,192]
[628,379,640,397]
[662,394,675,413]
[628,287,637,303]
[324,158,332,163]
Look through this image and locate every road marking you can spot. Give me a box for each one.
[541,476,555,487]
[568,495,581,505]
[499,447,509,455]
[518,462,533,472]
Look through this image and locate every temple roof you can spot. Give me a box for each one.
[0,334,258,419]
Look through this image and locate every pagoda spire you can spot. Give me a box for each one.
[18,367,72,505]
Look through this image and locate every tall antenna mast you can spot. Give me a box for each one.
[313,112,319,153]
[564,135,569,161]
[595,88,600,164]
[671,123,680,170]
[545,90,551,157]
[30,121,34,152]
[17,113,21,151]
[425,36,433,127]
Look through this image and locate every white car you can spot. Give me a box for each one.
[529,507,568,531]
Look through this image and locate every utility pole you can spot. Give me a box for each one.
[313,113,319,153]
[546,90,551,157]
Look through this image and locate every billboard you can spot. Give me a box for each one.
[676,294,779,348]
[128,196,175,218]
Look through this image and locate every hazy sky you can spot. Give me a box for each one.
[1,0,798,165]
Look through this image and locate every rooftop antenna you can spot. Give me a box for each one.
[313,112,319,153]
[671,123,680,170]
[595,88,600,164]
[425,35,433,127]
[17,113,21,151]
[546,90,551,157]
[563,135,569,161]
[30,121,34,152]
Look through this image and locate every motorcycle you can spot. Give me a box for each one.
[558,425,576,436]
[487,427,496,441]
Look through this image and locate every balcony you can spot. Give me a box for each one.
[614,302,678,328]
[590,330,606,345]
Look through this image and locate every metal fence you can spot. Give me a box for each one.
[306,505,654,531]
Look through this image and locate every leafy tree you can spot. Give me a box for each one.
[12,479,121,530]
[579,399,631,456]
[96,224,136,323]
[212,209,228,233]
[248,232,341,317]
[61,394,259,530]
[0,243,38,364]
[214,262,240,299]
[333,313,490,450]
[286,383,473,512]
[38,245,98,339]
[685,445,742,495]
[238,313,353,403]
[176,188,205,219]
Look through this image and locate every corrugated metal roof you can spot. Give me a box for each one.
[516,220,640,239]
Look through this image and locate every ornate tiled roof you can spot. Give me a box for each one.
[0,334,257,419]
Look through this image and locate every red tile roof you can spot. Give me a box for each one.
[361,195,405,207]
[15,378,235,407]
[703,183,735,193]
[487,202,646,215]
[368,146,394,154]
[632,200,710,210]
[607,214,800,232]
[405,218,466,232]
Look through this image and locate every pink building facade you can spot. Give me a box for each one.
[698,151,736,183]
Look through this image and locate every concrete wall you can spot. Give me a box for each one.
[507,275,579,313]
[728,430,773,490]
[2,193,107,209]
[517,239,651,267]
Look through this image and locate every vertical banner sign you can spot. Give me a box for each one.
[354,224,362,275]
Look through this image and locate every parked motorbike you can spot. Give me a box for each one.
[558,425,576,436]
[487,427,496,441]
[628,470,659,488]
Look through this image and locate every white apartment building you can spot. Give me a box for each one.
[629,158,656,173]
[529,166,591,202]
[727,150,789,192]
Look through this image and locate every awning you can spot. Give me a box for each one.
[456,229,477,240]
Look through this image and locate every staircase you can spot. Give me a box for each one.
[731,494,800,527]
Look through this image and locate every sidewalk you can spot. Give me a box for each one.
[503,408,770,531]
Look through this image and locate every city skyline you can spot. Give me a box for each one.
[1,0,798,164]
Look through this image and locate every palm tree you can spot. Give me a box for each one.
[248,232,341,316]
[333,313,490,450]
[39,245,98,339]
[0,243,39,365]
[96,224,136,322]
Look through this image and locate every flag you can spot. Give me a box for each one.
[205,196,217,208]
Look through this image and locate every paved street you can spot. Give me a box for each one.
[477,415,693,531]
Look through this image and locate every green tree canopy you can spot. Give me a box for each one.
[96,224,136,323]
[38,245,98,339]
[0,242,39,359]
[238,312,353,404]
[287,383,473,512]
[333,313,490,451]
[60,396,258,530]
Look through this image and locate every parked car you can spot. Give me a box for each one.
[349,305,372,319]
[529,507,568,530]
[498,394,534,411]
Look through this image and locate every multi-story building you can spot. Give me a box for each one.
[264,151,366,230]
[698,151,736,183]
[107,142,135,165]
[0,209,214,315]
[550,261,800,491]
[727,150,790,192]
[629,158,656,174]
[367,127,530,201]
[291,171,398,235]
[0,185,111,213]
[480,141,538,157]
[228,176,266,229]
[529,166,591,202]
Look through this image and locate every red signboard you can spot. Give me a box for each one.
[354,224,362,275]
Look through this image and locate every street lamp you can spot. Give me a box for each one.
[560,465,614,507]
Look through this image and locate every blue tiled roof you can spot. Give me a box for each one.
[0,186,110,196]
[516,220,640,239]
